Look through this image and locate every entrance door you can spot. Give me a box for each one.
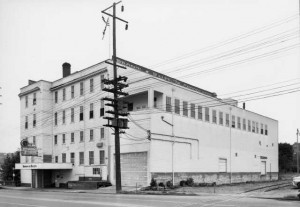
[260,161,266,175]
[43,170,52,188]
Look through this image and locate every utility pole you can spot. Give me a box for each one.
[101,1,129,193]
[297,129,299,174]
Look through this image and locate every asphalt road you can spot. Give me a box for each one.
[0,189,299,207]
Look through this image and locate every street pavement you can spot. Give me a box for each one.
[0,187,299,207]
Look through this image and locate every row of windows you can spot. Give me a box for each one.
[24,114,36,129]
[25,93,37,108]
[55,150,105,165]
[54,74,105,104]
[54,102,104,125]
[54,128,105,145]
[166,97,269,135]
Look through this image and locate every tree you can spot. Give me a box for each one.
[0,151,20,183]
[279,143,294,173]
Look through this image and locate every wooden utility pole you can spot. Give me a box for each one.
[102,1,129,193]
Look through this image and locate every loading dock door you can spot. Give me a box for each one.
[120,152,147,186]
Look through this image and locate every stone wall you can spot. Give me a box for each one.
[151,172,278,185]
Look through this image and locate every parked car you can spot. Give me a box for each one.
[292,175,300,188]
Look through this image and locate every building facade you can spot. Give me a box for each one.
[16,58,278,188]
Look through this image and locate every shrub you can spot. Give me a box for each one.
[158,182,165,188]
[150,178,157,188]
[166,180,173,188]
[179,180,186,187]
[186,178,194,186]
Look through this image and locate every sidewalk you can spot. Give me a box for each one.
[0,185,139,194]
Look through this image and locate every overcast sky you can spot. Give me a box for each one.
[0,0,299,153]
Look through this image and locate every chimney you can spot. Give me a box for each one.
[243,102,246,109]
[62,62,71,78]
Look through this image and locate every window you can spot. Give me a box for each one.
[80,106,84,121]
[90,103,94,119]
[256,122,259,133]
[100,128,105,139]
[237,117,241,129]
[33,93,36,105]
[62,110,66,124]
[25,96,28,108]
[71,108,74,122]
[225,114,229,127]
[100,74,105,89]
[260,124,264,134]
[79,152,84,165]
[231,115,235,128]
[33,136,36,145]
[205,107,209,122]
[25,116,28,129]
[100,100,104,116]
[100,150,105,164]
[252,121,255,132]
[62,153,66,163]
[219,158,227,173]
[33,114,36,127]
[80,82,84,96]
[265,124,268,135]
[93,168,101,175]
[70,152,75,164]
[198,106,203,120]
[54,112,57,125]
[62,134,66,144]
[243,119,246,130]
[90,78,94,92]
[54,135,57,145]
[55,156,58,163]
[89,151,94,165]
[55,91,58,103]
[90,129,94,141]
[191,104,195,118]
[248,120,251,132]
[219,112,223,125]
[71,85,74,98]
[166,96,172,112]
[80,131,84,142]
[175,99,180,114]
[71,132,74,143]
[182,101,188,116]
[212,110,217,123]
[63,88,66,101]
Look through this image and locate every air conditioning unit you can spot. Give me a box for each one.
[97,142,104,148]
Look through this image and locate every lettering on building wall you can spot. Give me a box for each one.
[116,57,217,97]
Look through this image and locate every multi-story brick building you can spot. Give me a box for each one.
[16,58,278,188]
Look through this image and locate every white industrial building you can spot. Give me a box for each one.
[16,58,278,188]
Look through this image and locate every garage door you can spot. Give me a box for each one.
[121,152,148,187]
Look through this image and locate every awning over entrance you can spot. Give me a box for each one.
[15,163,73,170]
